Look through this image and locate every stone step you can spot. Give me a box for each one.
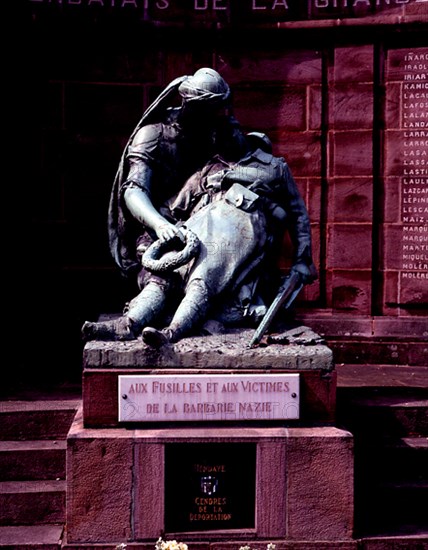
[336,364,428,389]
[60,533,428,549]
[0,440,67,481]
[0,480,66,526]
[360,531,428,549]
[337,389,428,438]
[0,401,80,441]
[295,315,428,367]
[356,436,428,484]
[0,524,63,549]
[330,339,427,367]
[357,480,428,535]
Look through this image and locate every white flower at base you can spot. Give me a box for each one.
[156,537,189,550]
[155,539,274,550]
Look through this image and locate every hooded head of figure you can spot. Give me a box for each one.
[178,68,232,123]
[178,67,231,104]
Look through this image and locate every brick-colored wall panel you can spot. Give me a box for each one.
[400,272,428,305]
[331,131,373,177]
[310,223,321,269]
[307,178,322,223]
[404,3,428,15]
[334,46,374,83]
[387,47,428,81]
[163,51,215,83]
[328,178,373,223]
[385,82,402,130]
[383,177,401,224]
[327,224,373,270]
[308,85,322,131]
[385,131,428,177]
[382,225,404,270]
[233,86,307,132]
[383,270,399,315]
[330,84,374,130]
[304,223,321,302]
[217,50,322,84]
[331,270,372,314]
[385,130,406,177]
[274,132,321,177]
[66,434,133,543]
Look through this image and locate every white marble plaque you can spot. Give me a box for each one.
[118,373,299,422]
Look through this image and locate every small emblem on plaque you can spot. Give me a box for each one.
[200,475,218,495]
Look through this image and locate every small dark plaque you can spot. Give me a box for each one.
[165,443,256,533]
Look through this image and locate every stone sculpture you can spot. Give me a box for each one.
[82,67,317,346]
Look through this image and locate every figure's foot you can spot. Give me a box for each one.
[81,316,138,342]
[141,326,172,348]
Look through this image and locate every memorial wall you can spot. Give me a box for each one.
[25,0,427,379]
[385,47,428,311]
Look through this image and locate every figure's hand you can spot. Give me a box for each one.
[155,222,184,243]
[291,262,318,285]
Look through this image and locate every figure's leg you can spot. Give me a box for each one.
[82,276,171,341]
[142,278,210,347]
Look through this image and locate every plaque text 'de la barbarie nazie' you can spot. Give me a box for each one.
[118,373,299,422]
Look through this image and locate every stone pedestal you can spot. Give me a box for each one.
[65,327,355,548]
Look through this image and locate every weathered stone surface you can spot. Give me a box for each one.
[234,85,307,131]
[330,271,372,314]
[275,131,322,177]
[383,177,401,224]
[386,47,428,81]
[66,414,354,544]
[83,326,333,371]
[328,178,373,223]
[334,46,374,83]
[0,524,64,549]
[331,130,373,177]
[336,364,428,389]
[0,401,79,441]
[327,224,372,270]
[309,85,322,131]
[134,443,164,539]
[0,440,66,481]
[66,409,133,543]
[0,480,66,526]
[256,440,287,537]
[286,427,354,541]
[330,84,373,130]
[218,50,322,85]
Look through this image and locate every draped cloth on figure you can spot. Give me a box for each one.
[107,72,236,278]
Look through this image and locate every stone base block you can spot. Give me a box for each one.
[82,327,335,428]
[83,368,336,428]
[66,408,353,545]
